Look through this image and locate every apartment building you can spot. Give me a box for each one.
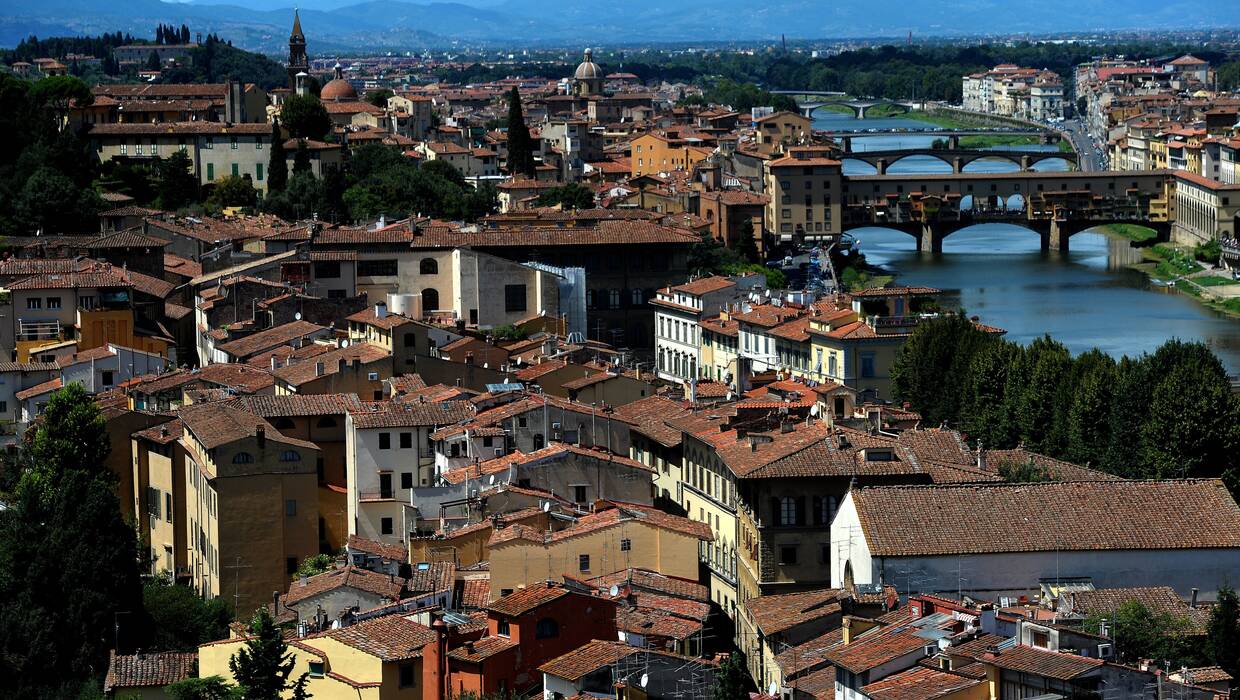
[87,122,275,191]
[651,275,762,385]
[763,147,844,242]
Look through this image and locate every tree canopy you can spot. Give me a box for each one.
[279,94,332,142]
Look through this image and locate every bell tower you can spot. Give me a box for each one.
[288,9,309,90]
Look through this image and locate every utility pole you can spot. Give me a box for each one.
[225,555,253,613]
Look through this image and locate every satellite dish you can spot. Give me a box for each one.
[516,357,524,366]
[811,404,820,416]
[340,339,350,348]
[609,584,619,597]
[640,674,649,689]
[542,501,551,512]
[488,474,496,485]
[294,311,302,321]
[768,683,779,697]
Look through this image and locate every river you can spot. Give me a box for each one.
[812,109,1240,373]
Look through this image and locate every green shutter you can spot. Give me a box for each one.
[206,163,214,180]
[256,163,264,181]
[231,163,239,177]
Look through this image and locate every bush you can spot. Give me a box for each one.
[1195,238,1222,263]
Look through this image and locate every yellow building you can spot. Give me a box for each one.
[179,402,320,614]
[763,147,843,242]
[133,419,189,580]
[630,132,712,177]
[486,502,712,600]
[754,111,812,147]
[199,613,441,700]
[700,313,741,385]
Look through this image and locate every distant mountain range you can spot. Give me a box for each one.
[3,0,1239,52]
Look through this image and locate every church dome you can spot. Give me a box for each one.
[320,62,357,102]
[574,48,601,80]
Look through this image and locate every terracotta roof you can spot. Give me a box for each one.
[409,220,699,249]
[746,588,847,636]
[239,393,362,417]
[133,418,183,445]
[825,627,929,674]
[16,377,62,400]
[349,400,474,429]
[5,267,131,290]
[1178,666,1233,684]
[347,534,407,562]
[850,480,1240,557]
[861,665,985,700]
[273,343,389,387]
[104,651,196,692]
[985,645,1103,680]
[86,228,168,249]
[284,566,404,607]
[0,361,59,373]
[984,448,1122,482]
[616,605,703,640]
[313,613,436,661]
[672,276,736,296]
[448,635,519,662]
[215,321,328,359]
[586,568,709,601]
[515,359,566,380]
[456,578,490,609]
[1067,586,1198,621]
[774,629,844,677]
[795,664,837,700]
[487,582,571,616]
[538,639,638,681]
[178,402,316,451]
[489,502,712,546]
[347,306,417,330]
[612,395,694,447]
[407,561,455,595]
[88,121,270,136]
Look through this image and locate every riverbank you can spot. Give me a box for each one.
[1096,224,1240,317]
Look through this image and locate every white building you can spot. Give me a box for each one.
[345,400,475,546]
[830,479,1240,601]
[651,275,762,384]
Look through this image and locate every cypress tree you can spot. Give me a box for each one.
[505,86,536,179]
[267,120,287,193]
[229,608,299,700]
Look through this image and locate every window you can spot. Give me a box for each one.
[620,538,632,551]
[404,332,416,348]
[287,557,298,574]
[232,452,254,464]
[1031,630,1050,648]
[574,485,588,503]
[314,261,341,279]
[578,554,590,571]
[280,450,301,462]
[26,298,41,310]
[504,284,527,313]
[316,416,337,428]
[609,289,621,309]
[46,297,61,309]
[285,499,297,516]
[861,354,876,378]
[309,661,325,678]
[400,432,412,449]
[419,258,438,274]
[379,432,391,450]
[400,472,413,489]
[497,618,511,636]
[535,617,560,639]
[779,496,797,526]
[358,259,398,277]
[101,370,115,386]
[421,288,439,311]
[381,517,393,535]
[80,295,95,309]
[399,664,415,688]
[367,371,379,381]
[631,288,644,305]
[230,137,238,150]
[820,543,831,564]
[779,545,798,565]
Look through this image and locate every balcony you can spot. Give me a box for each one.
[17,319,68,342]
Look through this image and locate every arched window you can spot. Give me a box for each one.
[272,417,295,430]
[421,288,439,312]
[232,452,254,464]
[280,450,302,462]
[631,288,644,306]
[419,258,438,275]
[535,617,560,639]
[316,416,337,428]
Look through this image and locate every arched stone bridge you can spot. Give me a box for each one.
[769,91,918,119]
[842,148,1077,174]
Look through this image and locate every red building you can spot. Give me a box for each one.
[446,582,618,696]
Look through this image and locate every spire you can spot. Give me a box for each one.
[291,9,304,42]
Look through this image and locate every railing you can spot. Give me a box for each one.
[17,319,64,341]
[358,490,396,501]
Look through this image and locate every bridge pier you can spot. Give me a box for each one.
[1020,155,1033,172]
[856,105,867,119]
[1044,221,1071,252]
[842,136,852,152]
[948,135,959,150]
[952,157,964,174]
[917,224,944,254]
[875,159,888,176]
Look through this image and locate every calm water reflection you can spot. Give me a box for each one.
[811,111,1240,373]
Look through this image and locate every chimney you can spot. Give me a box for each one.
[976,441,986,472]
[256,427,266,448]
[1191,588,1199,607]
[376,301,388,319]
[315,361,325,376]
[299,574,308,587]
[430,618,448,700]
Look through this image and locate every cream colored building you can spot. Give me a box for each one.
[180,402,320,613]
[88,121,275,191]
[763,147,844,242]
[486,502,712,600]
[754,111,812,147]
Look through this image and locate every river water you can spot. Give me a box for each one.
[812,109,1240,373]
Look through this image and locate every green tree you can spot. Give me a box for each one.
[293,553,335,580]
[208,175,258,209]
[292,142,312,174]
[267,120,288,194]
[997,459,1051,483]
[365,89,394,107]
[1086,600,1199,668]
[505,86,536,179]
[30,75,92,131]
[1011,336,1072,453]
[0,384,144,698]
[534,183,594,209]
[1195,238,1222,263]
[166,676,237,700]
[733,218,760,263]
[229,608,297,700]
[960,339,1021,449]
[280,94,331,141]
[1064,350,1116,467]
[143,579,232,651]
[156,150,199,210]
[710,652,748,700]
[146,49,162,71]
[1140,353,1240,480]
[1207,585,1240,677]
[890,313,995,427]
[16,166,103,234]
[263,171,324,222]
